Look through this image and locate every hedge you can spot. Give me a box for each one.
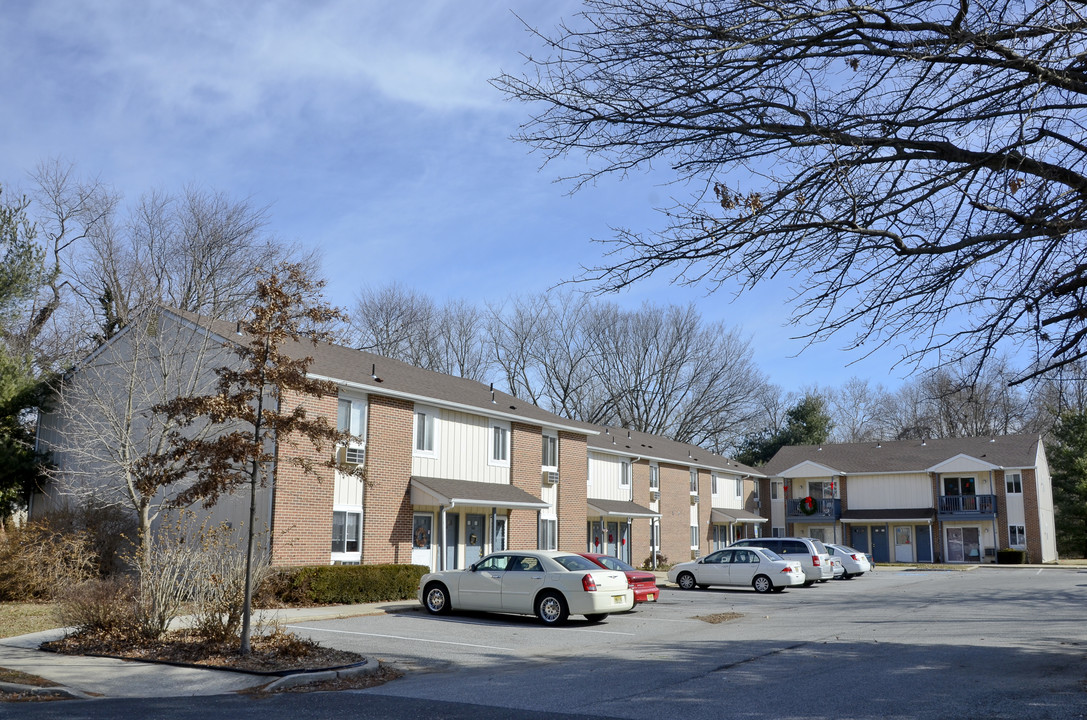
[996,549,1027,565]
[260,563,429,606]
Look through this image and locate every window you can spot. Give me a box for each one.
[690,525,699,548]
[337,395,367,464]
[542,433,558,469]
[620,460,631,487]
[1009,525,1026,546]
[331,510,361,554]
[712,473,719,495]
[649,464,659,490]
[809,480,833,498]
[735,478,743,498]
[494,516,508,551]
[650,522,659,549]
[490,421,510,466]
[413,406,437,456]
[690,469,699,493]
[1006,473,1023,494]
[771,481,780,500]
[539,517,557,550]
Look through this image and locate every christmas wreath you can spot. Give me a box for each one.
[799,496,818,515]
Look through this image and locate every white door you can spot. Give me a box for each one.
[411,514,434,569]
[894,526,913,562]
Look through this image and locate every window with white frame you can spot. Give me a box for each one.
[539,517,557,550]
[620,460,631,487]
[735,478,743,498]
[771,481,780,500]
[489,421,510,466]
[413,406,437,457]
[337,395,367,465]
[690,468,698,493]
[331,509,362,555]
[690,525,699,548]
[1009,525,1026,546]
[650,522,659,549]
[542,432,558,469]
[1006,473,1023,494]
[712,473,719,494]
[649,464,659,490]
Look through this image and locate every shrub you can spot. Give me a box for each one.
[188,524,269,642]
[55,577,137,634]
[259,564,429,606]
[997,548,1027,564]
[0,519,96,601]
[641,552,668,571]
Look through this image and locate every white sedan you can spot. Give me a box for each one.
[668,546,805,593]
[418,550,634,625]
[826,543,872,579]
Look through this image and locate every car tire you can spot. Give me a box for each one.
[536,592,569,625]
[752,575,772,593]
[585,613,607,623]
[676,572,697,590]
[803,580,815,588]
[841,571,852,580]
[423,582,452,615]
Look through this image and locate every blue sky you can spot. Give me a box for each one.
[0,0,926,394]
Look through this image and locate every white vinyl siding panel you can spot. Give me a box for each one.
[411,409,509,483]
[334,469,366,506]
[712,473,744,510]
[847,473,933,509]
[587,452,630,501]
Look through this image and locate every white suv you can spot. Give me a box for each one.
[730,537,833,586]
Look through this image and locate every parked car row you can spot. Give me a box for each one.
[417,539,871,626]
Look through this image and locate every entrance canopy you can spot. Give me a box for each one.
[586,498,659,519]
[410,476,550,510]
[710,508,768,524]
[840,508,936,523]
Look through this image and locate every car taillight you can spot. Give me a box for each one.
[780,566,793,574]
[582,574,598,592]
[851,554,860,561]
[812,555,821,566]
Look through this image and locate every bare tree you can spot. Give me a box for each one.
[828,377,893,443]
[37,309,228,567]
[495,0,1087,385]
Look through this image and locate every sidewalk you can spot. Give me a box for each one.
[0,600,416,699]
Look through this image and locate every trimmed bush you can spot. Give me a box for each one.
[259,563,429,606]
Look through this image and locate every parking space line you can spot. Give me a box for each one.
[287,625,516,651]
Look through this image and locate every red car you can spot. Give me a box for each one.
[576,553,660,604]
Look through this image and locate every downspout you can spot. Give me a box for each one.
[490,506,497,553]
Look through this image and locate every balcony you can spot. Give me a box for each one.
[786,498,840,520]
[938,494,997,516]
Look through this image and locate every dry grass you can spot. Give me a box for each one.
[0,603,61,639]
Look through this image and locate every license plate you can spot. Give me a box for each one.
[612,595,625,604]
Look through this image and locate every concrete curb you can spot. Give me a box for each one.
[0,679,94,699]
[261,657,382,691]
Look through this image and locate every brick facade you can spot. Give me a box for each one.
[510,423,543,549]
[270,388,337,566]
[557,431,588,551]
[659,463,695,562]
[361,395,414,564]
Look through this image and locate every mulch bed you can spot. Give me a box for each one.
[41,628,364,674]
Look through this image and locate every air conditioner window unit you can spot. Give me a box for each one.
[542,470,559,484]
[336,446,365,466]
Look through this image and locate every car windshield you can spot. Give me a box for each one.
[552,555,600,571]
[594,556,636,572]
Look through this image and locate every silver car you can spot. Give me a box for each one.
[825,543,872,579]
[730,537,834,586]
[668,546,805,593]
[418,550,634,625]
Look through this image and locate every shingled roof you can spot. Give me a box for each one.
[761,434,1043,477]
[587,425,763,477]
[163,307,596,435]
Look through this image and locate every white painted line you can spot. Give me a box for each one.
[287,625,515,651]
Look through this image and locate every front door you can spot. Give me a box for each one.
[465,514,485,566]
[871,526,890,563]
[894,526,913,562]
[606,521,619,557]
[411,513,434,569]
[947,527,981,563]
[944,476,977,511]
[851,526,869,554]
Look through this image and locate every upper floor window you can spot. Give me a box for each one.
[490,421,510,466]
[620,460,631,487]
[690,468,699,493]
[771,481,780,500]
[735,478,743,498]
[712,473,719,495]
[337,395,367,464]
[1006,473,1023,494]
[414,406,437,457]
[649,464,659,490]
[542,432,558,469]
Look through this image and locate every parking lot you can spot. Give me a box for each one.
[287,566,1087,720]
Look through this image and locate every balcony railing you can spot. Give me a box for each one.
[785,498,840,520]
[938,494,996,515]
